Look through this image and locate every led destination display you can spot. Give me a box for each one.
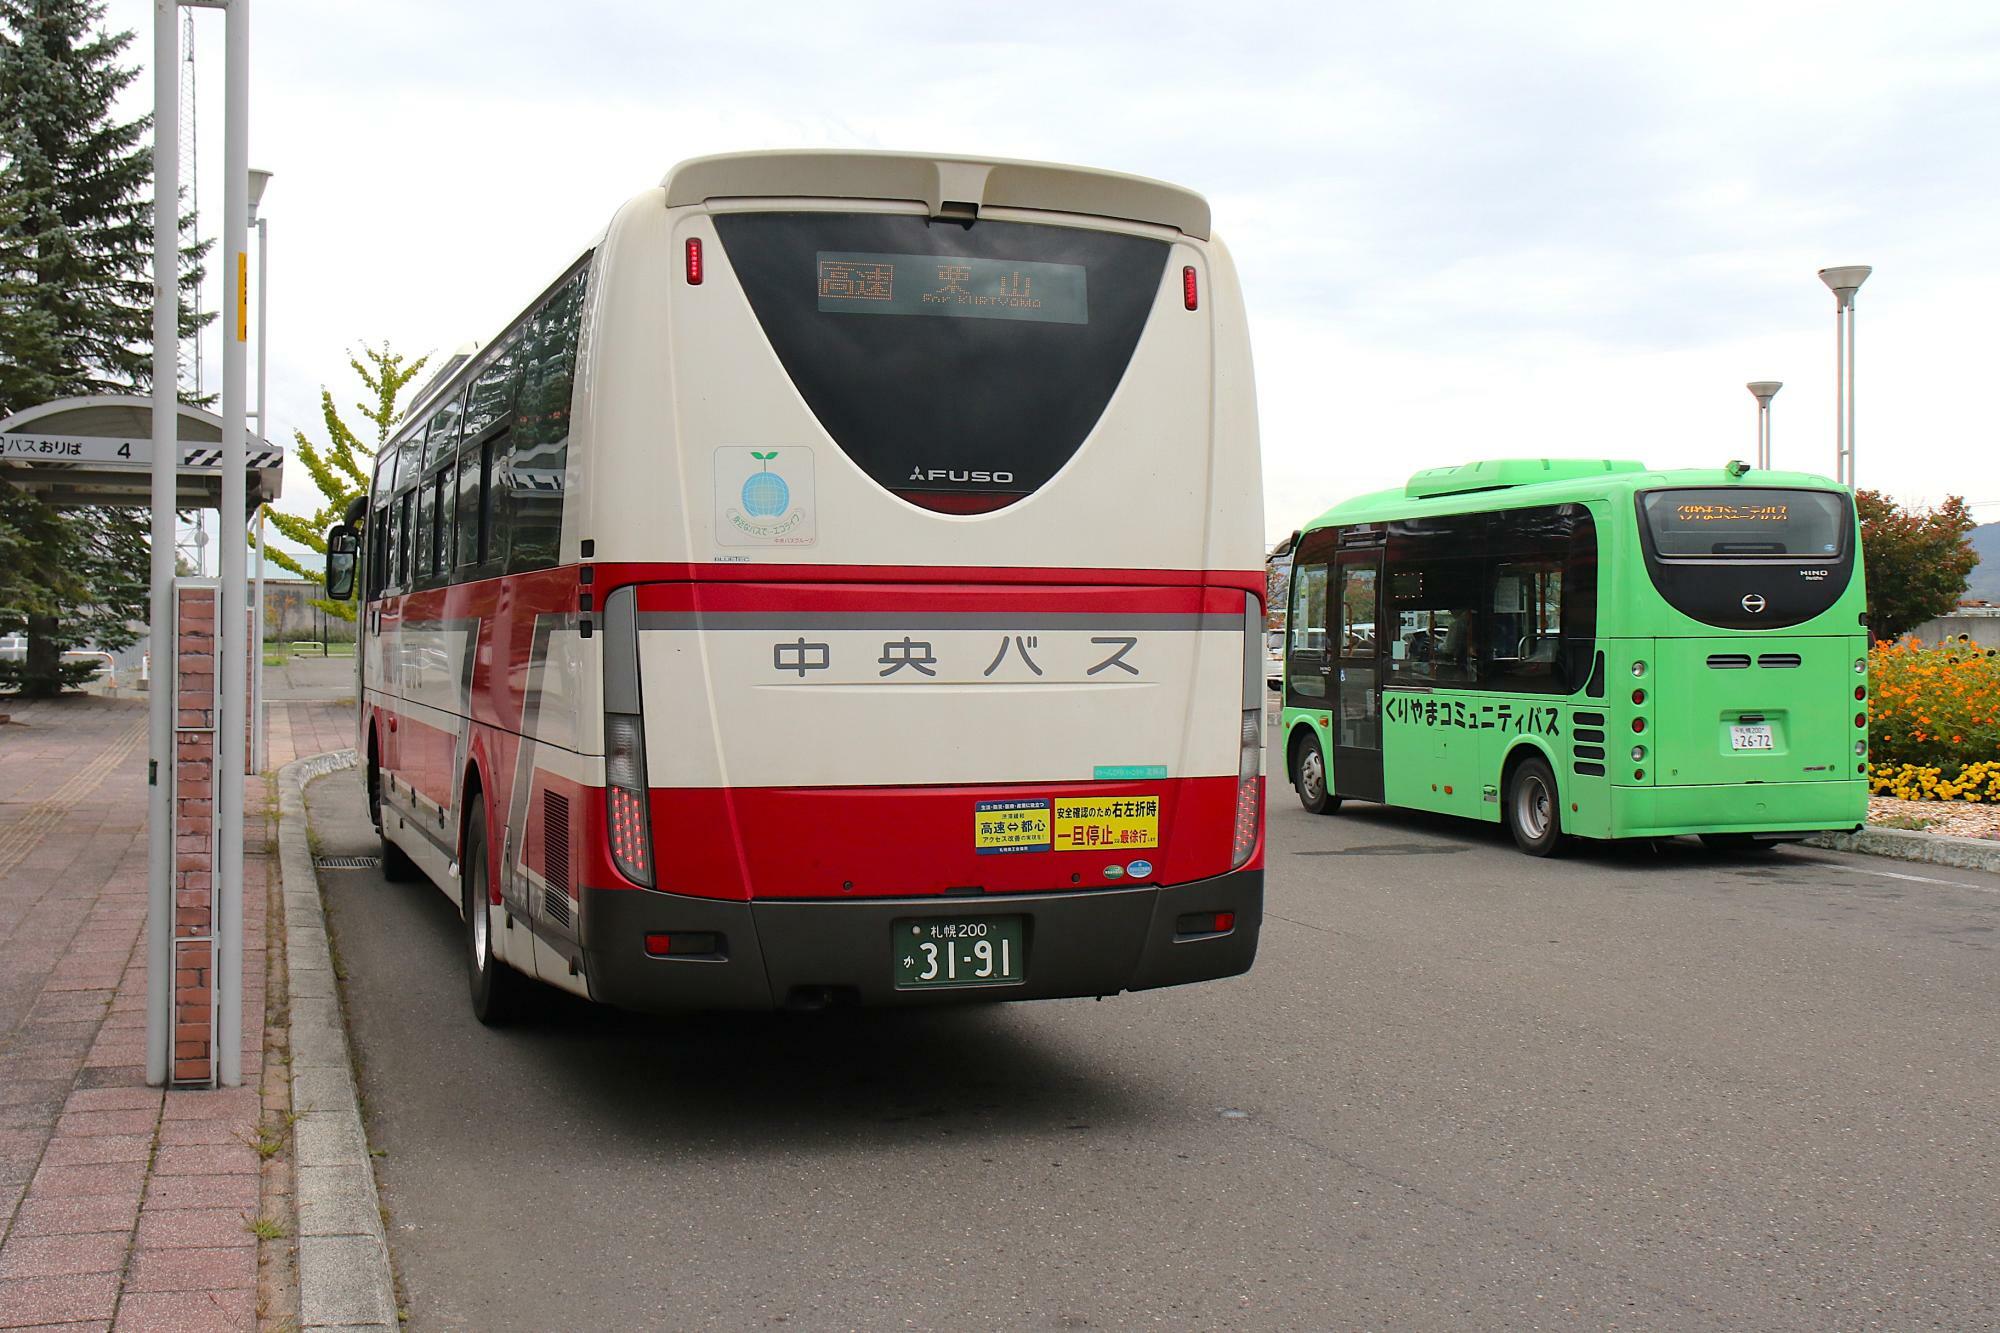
[816,252,1088,324]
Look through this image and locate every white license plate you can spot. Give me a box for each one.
[1730,724,1775,751]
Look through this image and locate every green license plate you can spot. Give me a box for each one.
[893,916,1024,989]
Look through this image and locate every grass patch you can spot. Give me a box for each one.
[245,1214,289,1240]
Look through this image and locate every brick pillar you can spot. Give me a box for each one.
[173,583,219,1086]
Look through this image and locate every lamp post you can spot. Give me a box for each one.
[1818,265,1871,487]
[1746,381,1781,470]
[145,0,179,1089]
[247,167,270,776]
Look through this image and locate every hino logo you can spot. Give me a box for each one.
[1742,593,1767,613]
[907,467,1015,485]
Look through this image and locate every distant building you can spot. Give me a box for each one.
[1910,604,2000,650]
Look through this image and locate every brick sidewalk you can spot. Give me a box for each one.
[0,695,335,1332]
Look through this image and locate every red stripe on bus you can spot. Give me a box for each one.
[593,562,1265,598]
[610,776,1252,902]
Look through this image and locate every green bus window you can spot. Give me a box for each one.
[1386,515,1483,687]
[1339,565,1378,658]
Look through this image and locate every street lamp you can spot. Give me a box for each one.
[247,167,271,775]
[1746,381,1781,470]
[1818,265,1871,487]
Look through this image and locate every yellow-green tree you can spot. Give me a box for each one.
[264,343,426,621]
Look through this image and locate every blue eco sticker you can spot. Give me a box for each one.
[1126,859,1153,879]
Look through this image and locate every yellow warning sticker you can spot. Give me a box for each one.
[1053,796,1159,853]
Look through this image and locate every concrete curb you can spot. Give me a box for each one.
[1805,824,2000,873]
[277,749,399,1332]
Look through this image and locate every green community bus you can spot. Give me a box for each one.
[1278,459,1870,855]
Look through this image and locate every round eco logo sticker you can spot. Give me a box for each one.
[1126,859,1153,879]
[1102,864,1126,880]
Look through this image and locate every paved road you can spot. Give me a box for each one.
[307,759,2000,1331]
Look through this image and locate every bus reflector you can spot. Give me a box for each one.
[644,933,672,956]
[685,237,703,285]
[1183,265,1198,310]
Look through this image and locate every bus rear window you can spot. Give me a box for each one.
[1640,489,1848,558]
[715,212,1167,514]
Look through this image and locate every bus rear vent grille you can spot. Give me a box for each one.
[543,793,572,928]
[1758,653,1802,668]
[1707,654,1752,669]
[1573,711,1605,727]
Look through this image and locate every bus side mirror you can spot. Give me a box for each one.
[325,524,360,602]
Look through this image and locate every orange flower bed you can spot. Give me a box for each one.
[1866,638,2000,799]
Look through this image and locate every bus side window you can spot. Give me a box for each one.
[1285,527,1338,704]
[458,333,519,580]
[1482,504,1596,694]
[453,442,484,572]
[1386,514,1483,687]
[395,489,414,590]
[503,266,586,575]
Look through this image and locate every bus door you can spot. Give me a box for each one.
[1332,550,1385,803]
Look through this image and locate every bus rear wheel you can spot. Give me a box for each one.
[1505,756,1566,857]
[1294,732,1341,816]
[462,793,531,1026]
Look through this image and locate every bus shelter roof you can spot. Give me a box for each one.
[0,394,283,513]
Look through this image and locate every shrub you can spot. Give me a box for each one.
[1866,638,2000,798]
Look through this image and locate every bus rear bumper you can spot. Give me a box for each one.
[578,869,1263,1013]
[1608,779,1868,839]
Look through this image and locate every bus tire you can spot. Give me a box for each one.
[1293,731,1341,816]
[1505,755,1566,857]
[367,749,419,883]
[462,794,530,1026]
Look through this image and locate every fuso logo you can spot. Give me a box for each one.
[1742,593,1767,613]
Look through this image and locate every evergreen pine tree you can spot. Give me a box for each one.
[0,0,206,694]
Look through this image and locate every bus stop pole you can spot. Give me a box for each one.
[215,0,250,1087]
[144,0,179,1088]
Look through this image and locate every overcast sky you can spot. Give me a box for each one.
[111,0,2000,551]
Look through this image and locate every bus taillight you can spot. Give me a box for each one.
[605,712,655,887]
[1182,265,1198,310]
[1233,707,1261,868]
[685,237,703,285]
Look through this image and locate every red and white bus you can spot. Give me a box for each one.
[329,150,1267,1022]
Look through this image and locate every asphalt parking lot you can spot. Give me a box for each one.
[308,760,2000,1330]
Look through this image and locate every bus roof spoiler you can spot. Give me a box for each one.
[662,150,1211,240]
[1405,458,1646,499]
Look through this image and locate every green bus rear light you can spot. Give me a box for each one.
[1632,717,1645,733]
[1632,688,1646,705]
